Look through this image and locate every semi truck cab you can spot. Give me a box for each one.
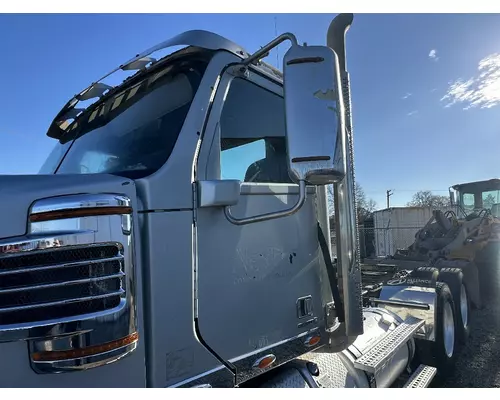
[1,14,453,388]
[1,18,360,387]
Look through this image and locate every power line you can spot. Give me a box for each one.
[364,189,450,194]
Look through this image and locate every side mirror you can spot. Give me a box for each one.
[283,44,346,186]
[449,189,456,206]
[221,35,346,226]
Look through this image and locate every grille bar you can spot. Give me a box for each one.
[0,255,124,276]
[0,272,125,294]
[0,244,120,271]
[0,290,125,313]
[0,243,125,326]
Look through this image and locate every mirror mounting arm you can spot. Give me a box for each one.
[242,33,299,67]
[224,181,307,226]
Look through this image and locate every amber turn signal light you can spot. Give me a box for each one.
[305,334,321,347]
[253,354,277,370]
[32,332,139,362]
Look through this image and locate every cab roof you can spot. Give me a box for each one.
[452,178,500,192]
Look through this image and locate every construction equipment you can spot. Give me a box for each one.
[372,179,500,309]
[0,14,468,388]
[449,179,500,266]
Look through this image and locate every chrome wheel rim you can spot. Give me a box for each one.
[443,301,455,358]
[460,284,469,329]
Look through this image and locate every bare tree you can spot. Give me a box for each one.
[407,190,451,208]
[483,193,497,209]
[327,182,377,223]
[327,184,335,215]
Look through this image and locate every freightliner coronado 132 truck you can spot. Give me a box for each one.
[0,13,470,388]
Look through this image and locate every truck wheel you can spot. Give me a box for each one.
[415,282,457,379]
[438,268,471,344]
[434,259,482,309]
[460,262,482,310]
[407,266,439,287]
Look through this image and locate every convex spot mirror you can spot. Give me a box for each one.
[283,44,346,186]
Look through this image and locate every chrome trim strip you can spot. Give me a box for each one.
[30,194,131,215]
[0,272,124,294]
[169,365,226,388]
[229,330,311,364]
[0,232,98,255]
[369,298,431,310]
[0,290,124,313]
[0,255,123,276]
[230,328,324,385]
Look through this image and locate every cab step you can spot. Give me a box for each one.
[354,316,425,374]
[402,365,437,388]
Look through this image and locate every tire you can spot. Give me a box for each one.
[415,282,457,380]
[407,266,439,288]
[434,259,482,310]
[438,268,471,344]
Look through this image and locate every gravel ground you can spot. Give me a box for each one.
[441,289,500,388]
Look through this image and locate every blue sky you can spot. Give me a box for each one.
[1,13,499,207]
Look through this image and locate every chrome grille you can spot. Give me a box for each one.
[0,244,124,326]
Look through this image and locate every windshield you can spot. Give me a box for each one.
[458,189,500,217]
[39,57,207,179]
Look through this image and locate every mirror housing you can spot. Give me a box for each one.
[449,188,456,206]
[197,180,240,208]
[283,44,346,186]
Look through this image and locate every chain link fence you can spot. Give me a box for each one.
[329,206,462,260]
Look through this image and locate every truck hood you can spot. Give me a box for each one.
[0,174,136,240]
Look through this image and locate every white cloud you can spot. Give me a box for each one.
[407,110,418,116]
[440,53,500,110]
[429,49,439,61]
[402,92,412,99]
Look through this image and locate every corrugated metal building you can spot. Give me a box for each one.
[372,206,457,257]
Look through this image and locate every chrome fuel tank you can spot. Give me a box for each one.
[301,308,413,388]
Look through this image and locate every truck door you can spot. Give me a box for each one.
[194,71,328,383]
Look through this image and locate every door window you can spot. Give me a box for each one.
[219,78,293,184]
[462,193,475,213]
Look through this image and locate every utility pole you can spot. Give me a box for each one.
[386,189,394,209]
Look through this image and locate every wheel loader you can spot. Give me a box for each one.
[364,179,500,310]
